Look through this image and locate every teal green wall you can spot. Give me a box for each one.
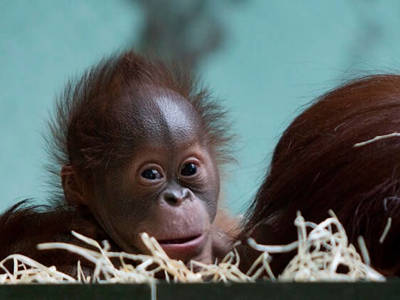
[1,1,400,214]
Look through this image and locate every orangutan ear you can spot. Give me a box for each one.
[61,165,88,206]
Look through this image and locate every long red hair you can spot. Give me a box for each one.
[245,75,400,276]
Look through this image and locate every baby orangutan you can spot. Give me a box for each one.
[0,51,237,275]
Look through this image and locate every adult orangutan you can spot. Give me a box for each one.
[243,75,400,277]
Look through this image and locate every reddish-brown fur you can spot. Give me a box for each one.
[0,201,110,274]
[243,75,400,276]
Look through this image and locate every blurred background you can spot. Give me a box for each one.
[1,0,400,214]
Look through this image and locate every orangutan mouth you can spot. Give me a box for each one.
[158,234,202,245]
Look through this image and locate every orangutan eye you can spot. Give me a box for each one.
[180,162,197,176]
[141,169,163,180]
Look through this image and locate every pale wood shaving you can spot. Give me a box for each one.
[379,217,392,244]
[353,132,400,147]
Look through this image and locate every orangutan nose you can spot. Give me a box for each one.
[162,188,191,206]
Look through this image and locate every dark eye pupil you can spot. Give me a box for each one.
[141,169,161,180]
[181,163,197,176]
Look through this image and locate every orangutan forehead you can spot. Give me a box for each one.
[118,88,203,145]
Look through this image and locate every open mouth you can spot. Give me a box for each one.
[156,233,206,260]
[158,234,201,245]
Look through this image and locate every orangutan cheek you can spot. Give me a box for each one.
[94,182,153,236]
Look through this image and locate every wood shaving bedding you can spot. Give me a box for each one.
[248,211,384,282]
[0,211,385,284]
